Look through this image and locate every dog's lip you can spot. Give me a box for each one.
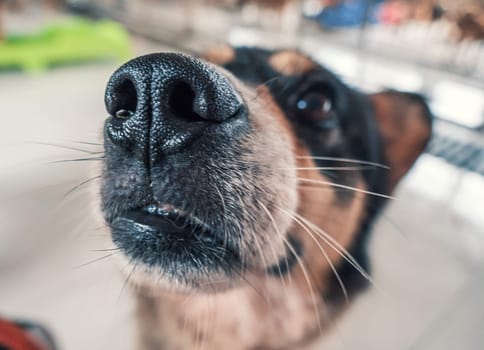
[114,203,226,247]
[142,203,211,233]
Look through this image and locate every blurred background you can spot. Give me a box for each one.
[0,0,483,349]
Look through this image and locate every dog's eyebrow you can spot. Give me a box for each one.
[202,45,235,65]
[268,51,316,75]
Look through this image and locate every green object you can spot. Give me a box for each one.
[0,18,132,73]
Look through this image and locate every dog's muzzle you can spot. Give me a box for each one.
[102,53,253,282]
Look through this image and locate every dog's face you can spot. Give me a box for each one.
[101,47,431,299]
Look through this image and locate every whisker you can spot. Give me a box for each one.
[243,220,272,303]
[64,175,102,197]
[195,297,203,350]
[251,74,289,102]
[201,295,213,350]
[213,183,229,260]
[295,156,389,170]
[260,75,284,88]
[297,177,395,200]
[367,198,409,240]
[73,252,118,269]
[253,75,284,96]
[292,213,378,289]
[282,166,377,171]
[273,207,352,348]
[193,232,269,304]
[258,202,323,333]
[297,214,392,303]
[232,190,272,302]
[276,205,349,303]
[282,232,323,333]
[72,140,102,146]
[197,278,233,287]
[298,183,384,196]
[298,183,347,192]
[28,141,103,155]
[89,248,120,252]
[230,191,248,279]
[50,156,105,164]
[256,200,290,295]
[208,295,217,350]
[381,213,408,240]
[118,261,138,302]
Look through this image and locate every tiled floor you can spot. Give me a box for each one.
[1,41,483,350]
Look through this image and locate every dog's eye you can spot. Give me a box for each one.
[295,90,336,128]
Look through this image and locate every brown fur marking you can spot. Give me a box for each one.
[202,45,236,66]
[269,50,316,76]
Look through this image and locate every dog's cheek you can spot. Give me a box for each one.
[235,86,300,267]
[291,142,368,290]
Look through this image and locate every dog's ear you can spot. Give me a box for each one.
[369,90,433,190]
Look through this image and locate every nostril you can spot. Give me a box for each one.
[167,81,205,122]
[109,78,138,119]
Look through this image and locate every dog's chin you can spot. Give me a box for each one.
[108,204,245,294]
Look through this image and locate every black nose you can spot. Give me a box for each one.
[104,53,244,160]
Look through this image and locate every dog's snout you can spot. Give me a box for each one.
[104,52,245,158]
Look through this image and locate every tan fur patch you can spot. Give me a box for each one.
[292,142,367,291]
[371,92,432,190]
[202,45,235,66]
[269,50,316,75]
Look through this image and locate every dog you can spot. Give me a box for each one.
[101,46,432,350]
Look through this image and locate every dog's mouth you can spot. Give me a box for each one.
[123,204,214,243]
[109,203,241,284]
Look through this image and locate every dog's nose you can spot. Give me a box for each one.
[104,53,244,160]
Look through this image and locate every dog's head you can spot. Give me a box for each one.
[101,47,431,301]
